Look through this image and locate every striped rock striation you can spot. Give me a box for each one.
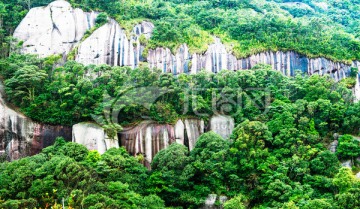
[75,20,154,68]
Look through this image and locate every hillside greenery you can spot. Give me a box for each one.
[1,0,360,208]
[0,124,359,208]
[1,54,360,208]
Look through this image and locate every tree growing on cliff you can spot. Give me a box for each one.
[5,65,47,104]
[336,135,360,165]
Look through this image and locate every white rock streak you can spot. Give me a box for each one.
[75,20,154,68]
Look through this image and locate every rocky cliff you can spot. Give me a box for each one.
[13,0,97,58]
[147,38,360,81]
[0,81,71,161]
[75,20,154,68]
[1,77,234,162]
[119,115,234,166]
[14,1,360,88]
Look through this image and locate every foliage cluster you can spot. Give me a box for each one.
[1,128,359,208]
[0,138,165,208]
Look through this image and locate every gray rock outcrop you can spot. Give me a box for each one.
[210,115,235,139]
[201,194,228,209]
[14,1,360,95]
[72,122,119,154]
[329,140,338,153]
[13,0,97,58]
[341,160,352,168]
[0,81,71,161]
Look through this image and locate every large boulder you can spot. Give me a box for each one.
[13,0,97,57]
[72,122,119,154]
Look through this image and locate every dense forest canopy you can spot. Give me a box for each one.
[1,0,360,208]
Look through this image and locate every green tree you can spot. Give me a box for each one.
[333,167,356,193]
[5,65,47,104]
[336,135,360,164]
[223,194,247,209]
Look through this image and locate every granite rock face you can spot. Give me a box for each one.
[341,160,352,168]
[146,39,360,100]
[119,119,204,166]
[72,122,119,154]
[13,0,97,58]
[147,38,360,81]
[75,20,154,68]
[0,81,71,161]
[14,2,360,87]
[210,115,235,139]
[201,194,228,209]
[329,140,338,153]
[118,115,234,166]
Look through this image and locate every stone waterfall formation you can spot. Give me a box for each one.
[0,81,72,161]
[75,20,154,68]
[13,0,97,58]
[148,38,360,80]
[119,115,234,166]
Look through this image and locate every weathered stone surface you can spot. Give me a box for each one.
[75,20,154,68]
[329,140,338,153]
[203,194,217,209]
[119,118,204,166]
[201,194,227,209]
[13,0,97,58]
[341,160,352,168]
[210,115,235,139]
[14,2,360,101]
[72,122,119,154]
[118,115,235,165]
[0,81,71,161]
[147,39,360,101]
[184,119,205,150]
[148,39,360,82]
[119,121,176,167]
